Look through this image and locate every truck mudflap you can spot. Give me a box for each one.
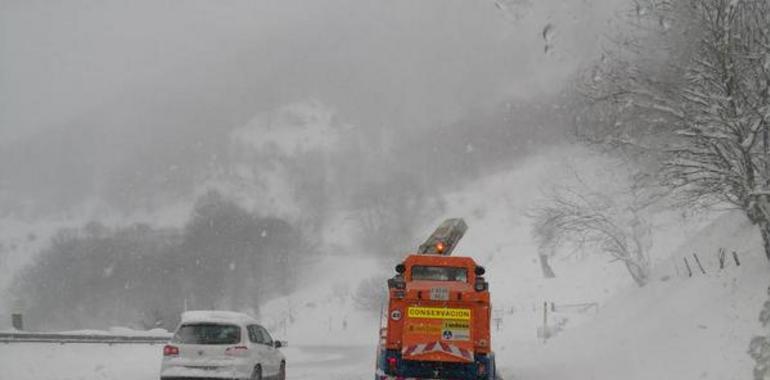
[402,341,473,362]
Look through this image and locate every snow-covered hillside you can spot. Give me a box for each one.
[259,146,769,379]
[259,254,384,347]
[510,211,768,380]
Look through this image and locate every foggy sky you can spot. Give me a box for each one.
[0,0,626,214]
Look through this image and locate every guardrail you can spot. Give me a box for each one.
[0,332,171,344]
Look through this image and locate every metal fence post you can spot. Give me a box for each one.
[12,313,23,330]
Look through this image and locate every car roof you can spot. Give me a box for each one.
[180,310,260,326]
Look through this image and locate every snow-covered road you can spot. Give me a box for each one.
[0,342,376,380]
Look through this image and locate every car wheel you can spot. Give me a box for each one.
[250,365,262,380]
[278,361,286,380]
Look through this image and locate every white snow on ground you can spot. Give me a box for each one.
[0,343,371,380]
[503,211,769,380]
[0,343,163,380]
[514,257,767,380]
[259,254,383,347]
[285,345,375,380]
[2,146,768,379]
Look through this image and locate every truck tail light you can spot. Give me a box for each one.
[225,346,249,356]
[387,357,397,371]
[163,345,179,356]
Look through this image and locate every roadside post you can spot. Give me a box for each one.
[12,298,25,330]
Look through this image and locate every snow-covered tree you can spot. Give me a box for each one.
[581,0,770,261]
[530,178,652,287]
[578,0,770,370]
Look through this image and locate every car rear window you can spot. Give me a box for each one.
[411,265,468,282]
[173,323,241,345]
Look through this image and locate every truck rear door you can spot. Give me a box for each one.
[401,303,475,363]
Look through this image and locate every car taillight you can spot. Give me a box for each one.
[225,346,249,356]
[163,345,179,356]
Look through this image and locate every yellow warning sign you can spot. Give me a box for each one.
[441,320,471,341]
[442,320,469,330]
[407,307,471,320]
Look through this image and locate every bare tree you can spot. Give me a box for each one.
[570,0,770,370]
[530,171,653,287]
[580,0,770,260]
[663,0,770,260]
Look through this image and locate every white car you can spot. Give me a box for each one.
[160,310,286,380]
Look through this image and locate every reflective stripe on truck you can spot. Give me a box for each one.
[401,341,473,361]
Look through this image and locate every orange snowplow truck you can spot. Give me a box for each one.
[375,218,495,380]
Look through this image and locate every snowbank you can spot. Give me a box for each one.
[55,327,171,337]
[505,211,769,380]
[0,343,162,380]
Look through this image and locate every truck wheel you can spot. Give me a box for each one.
[489,354,497,380]
[249,365,262,380]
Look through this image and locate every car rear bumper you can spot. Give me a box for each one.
[160,364,251,380]
[161,377,247,380]
[160,354,254,380]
